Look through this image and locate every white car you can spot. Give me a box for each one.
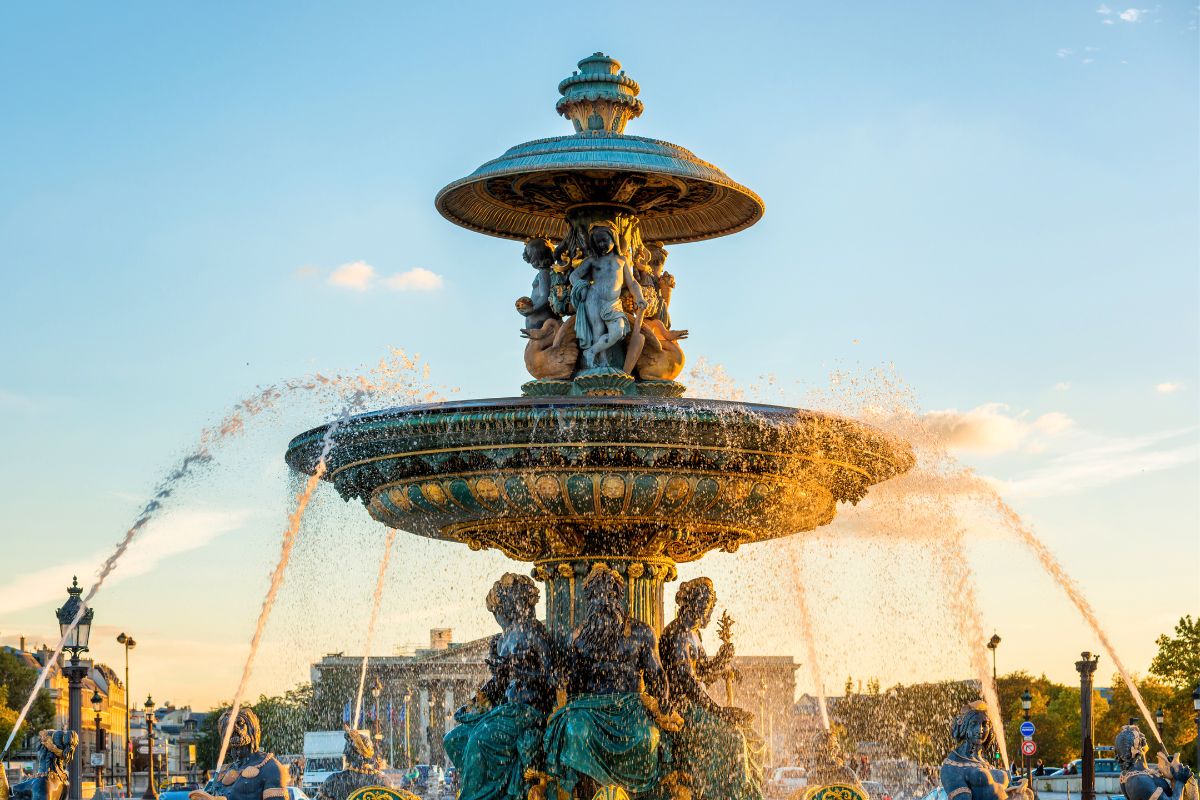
[768,766,809,798]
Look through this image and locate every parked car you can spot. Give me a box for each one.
[404,764,444,794]
[1062,758,1120,776]
[862,780,893,800]
[767,766,809,798]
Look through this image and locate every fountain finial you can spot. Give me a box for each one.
[556,52,643,134]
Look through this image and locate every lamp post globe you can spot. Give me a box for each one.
[142,695,158,800]
[56,577,94,800]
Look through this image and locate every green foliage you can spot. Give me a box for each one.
[1149,615,1199,692]
[995,672,1097,768]
[0,649,54,749]
[834,678,980,766]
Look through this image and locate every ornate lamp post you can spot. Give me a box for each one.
[403,689,412,768]
[1021,689,1033,779]
[1075,652,1100,800]
[92,689,105,791]
[142,696,157,800]
[117,633,135,793]
[56,577,94,800]
[1192,683,1199,774]
[1154,708,1164,742]
[987,634,1002,682]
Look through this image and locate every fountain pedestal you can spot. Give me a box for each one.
[534,556,678,636]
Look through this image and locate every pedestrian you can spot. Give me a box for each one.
[1034,760,1046,777]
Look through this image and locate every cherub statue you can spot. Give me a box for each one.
[570,224,646,369]
[641,242,675,329]
[192,708,288,800]
[1116,725,1196,800]
[939,701,1029,800]
[515,238,561,333]
[0,730,77,800]
[315,728,395,800]
[444,574,555,800]
[659,578,762,800]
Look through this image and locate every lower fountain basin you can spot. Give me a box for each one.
[285,396,912,563]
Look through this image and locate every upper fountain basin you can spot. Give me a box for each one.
[285,397,912,563]
[434,134,764,245]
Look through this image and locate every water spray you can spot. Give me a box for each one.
[353,528,398,729]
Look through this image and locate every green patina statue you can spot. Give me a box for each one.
[939,702,1028,800]
[444,574,556,800]
[315,728,396,800]
[659,578,763,800]
[0,730,77,800]
[193,708,289,800]
[1116,725,1196,800]
[543,564,680,799]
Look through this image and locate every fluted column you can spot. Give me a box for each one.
[532,556,677,641]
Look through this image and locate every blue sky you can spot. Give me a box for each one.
[0,1,1196,707]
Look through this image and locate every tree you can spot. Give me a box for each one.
[196,683,321,771]
[0,649,55,748]
[1149,616,1199,692]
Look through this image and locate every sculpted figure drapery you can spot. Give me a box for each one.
[659,578,762,800]
[315,728,395,800]
[1116,725,1196,800]
[939,702,1028,800]
[193,708,289,800]
[443,574,555,800]
[570,225,646,369]
[0,730,77,800]
[543,564,677,798]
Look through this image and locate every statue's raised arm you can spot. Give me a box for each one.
[1117,725,1196,800]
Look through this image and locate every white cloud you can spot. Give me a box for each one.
[1155,382,1181,394]
[1103,18,1115,24]
[293,265,319,280]
[922,403,1074,455]
[1097,3,1113,14]
[994,427,1198,498]
[1119,8,1143,21]
[0,508,252,615]
[383,267,444,292]
[1053,382,1071,391]
[328,260,377,291]
[1083,58,1096,64]
[1057,48,1075,58]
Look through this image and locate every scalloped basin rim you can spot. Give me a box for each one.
[284,395,911,475]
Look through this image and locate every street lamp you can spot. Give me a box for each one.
[117,633,136,793]
[1020,690,1033,783]
[986,634,1002,682]
[1154,708,1164,740]
[403,689,412,768]
[92,689,105,791]
[56,577,94,800]
[142,696,157,800]
[1191,682,1199,775]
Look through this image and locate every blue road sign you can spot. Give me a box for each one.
[1020,721,1036,737]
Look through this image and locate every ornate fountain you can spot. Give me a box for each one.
[286,53,913,800]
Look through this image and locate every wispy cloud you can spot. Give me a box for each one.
[991,427,1198,498]
[922,403,1074,455]
[1057,48,1075,58]
[0,508,253,615]
[1053,382,1071,391]
[1097,3,1113,15]
[1119,8,1144,21]
[384,268,444,291]
[328,260,377,291]
[312,261,444,292]
[1155,382,1181,394]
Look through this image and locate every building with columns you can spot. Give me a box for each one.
[311,629,798,770]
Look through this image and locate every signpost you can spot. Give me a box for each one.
[1021,740,1037,757]
[1020,722,1035,738]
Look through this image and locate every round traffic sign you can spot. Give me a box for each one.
[1020,721,1036,737]
[1021,740,1037,756]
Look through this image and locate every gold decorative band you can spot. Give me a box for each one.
[263,789,288,798]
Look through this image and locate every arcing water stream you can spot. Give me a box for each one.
[353,528,398,729]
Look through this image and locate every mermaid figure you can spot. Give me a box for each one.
[940,701,1028,800]
[1116,725,1196,800]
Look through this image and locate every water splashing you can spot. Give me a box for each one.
[353,528,398,729]
[215,402,354,771]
